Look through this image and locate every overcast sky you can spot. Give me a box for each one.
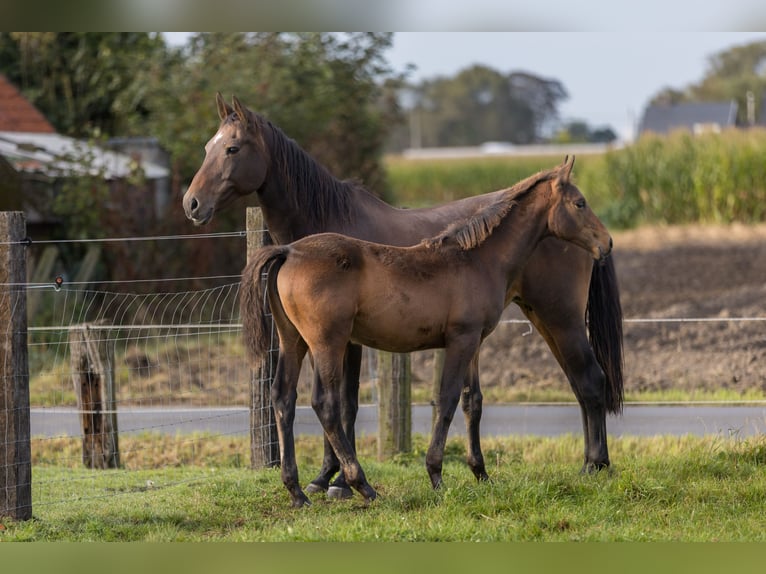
[385,33,766,141]
[164,31,766,141]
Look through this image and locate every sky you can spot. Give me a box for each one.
[164,31,766,142]
[385,32,766,141]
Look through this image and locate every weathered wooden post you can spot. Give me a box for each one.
[69,323,119,469]
[430,348,445,429]
[377,351,411,460]
[246,207,279,468]
[0,212,32,520]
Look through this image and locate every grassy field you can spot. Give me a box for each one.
[4,432,766,542]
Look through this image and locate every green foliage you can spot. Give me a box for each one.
[131,32,402,196]
[0,32,165,137]
[386,128,766,229]
[401,65,568,148]
[5,433,766,541]
[385,155,572,208]
[595,129,766,227]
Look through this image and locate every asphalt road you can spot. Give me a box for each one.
[31,404,766,439]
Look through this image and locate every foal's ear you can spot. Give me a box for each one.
[558,155,575,185]
[216,92,234,121]
[232,95,250,129]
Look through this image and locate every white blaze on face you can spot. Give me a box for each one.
[205,130,225,152]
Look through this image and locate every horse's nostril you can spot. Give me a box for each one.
[190,197,199,212]
[609,237,613,250]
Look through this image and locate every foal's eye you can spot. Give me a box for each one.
[574,198,586,209]
[225,146,240,155]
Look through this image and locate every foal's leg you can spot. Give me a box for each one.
[426,335,481,489]
[461,355,488,482]
[271,337,311,507]
[312,348,377,503]
[306,342,361,499]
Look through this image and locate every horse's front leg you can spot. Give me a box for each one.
[312,349,377,503]
[525,309,611,471]
[271,340,311,507]
[306,342,361,500]
[461,355,488,482]
[426,335,481,489]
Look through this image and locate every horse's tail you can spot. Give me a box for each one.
[240,245,290,367]
[587,256,624,414]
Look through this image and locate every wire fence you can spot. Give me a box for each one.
[3,221,766,517]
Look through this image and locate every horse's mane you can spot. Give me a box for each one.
[252,113,363,229]
[422,164,565,251]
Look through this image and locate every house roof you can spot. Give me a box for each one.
[0,74,56,133]
[0,75,168,180]
[0,131,169,180]
[639,101,739,135]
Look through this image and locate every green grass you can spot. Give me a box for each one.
[4,433,766,541]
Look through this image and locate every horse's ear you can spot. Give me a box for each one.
[559,155,575,184]
[232,95,250,129]
[216,92,234,121]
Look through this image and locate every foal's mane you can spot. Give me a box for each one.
[422,163,565,251]
[247,112,367,229]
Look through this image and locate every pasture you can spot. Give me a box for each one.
[3,432,766,542]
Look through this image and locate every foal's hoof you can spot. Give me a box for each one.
[359,485,378,505]
[305,481,328,495]
[327,485,354,500]
[580,461,609,474]
[291,495,312,508]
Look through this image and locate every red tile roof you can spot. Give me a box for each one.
[0,74,56,133]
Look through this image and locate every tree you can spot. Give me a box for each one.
[553,120,617,143]
[0,32,165,137]
[399,64,568,148]
[130,33,402,193]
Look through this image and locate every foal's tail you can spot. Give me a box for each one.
[240,245,290,367]
[587,256,624,414]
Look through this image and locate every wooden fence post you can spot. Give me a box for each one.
[69,323,119,469]
[0,212,32,520]
[246,207,279,468]
[377,351,411,460]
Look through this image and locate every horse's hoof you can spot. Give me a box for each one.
[327,485,354,500]
[291,495,312,508]
[305,481,328,494]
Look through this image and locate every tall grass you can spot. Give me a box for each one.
[386,128,766,229]
[385,155,564,207]
[596,129,766,227]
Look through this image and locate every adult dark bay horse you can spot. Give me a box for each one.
[183,94,623,497]
[240,158,613,506]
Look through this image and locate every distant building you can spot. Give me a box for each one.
[638,100,739,136]
[0,74,170,237]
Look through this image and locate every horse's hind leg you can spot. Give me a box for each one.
[461,355,488,482]
[306,342,361,500]
[312,348,377,503]
[271,337,311,507]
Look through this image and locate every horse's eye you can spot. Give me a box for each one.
[226,146,240,155]
[575,198,586,209]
